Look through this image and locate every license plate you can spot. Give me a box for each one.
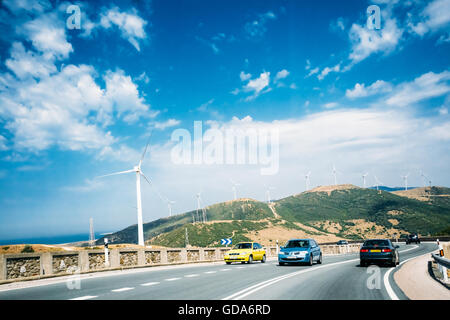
[370,249,381,252]
[286,256,297,259]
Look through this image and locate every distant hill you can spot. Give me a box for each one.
[96,185,450,247]
[369,186,418,192]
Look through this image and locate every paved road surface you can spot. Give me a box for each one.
[0,243,437,300]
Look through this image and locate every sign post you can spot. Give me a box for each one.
[104,238,109,267]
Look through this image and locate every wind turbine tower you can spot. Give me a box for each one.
[230,179,241,200]
[362,173,368,188]
[97,139,152,246]
[89,218,95,247]
[167,200,175,217]
[332,165,338,186]
[305,171,311,191]
[401,173,410,191]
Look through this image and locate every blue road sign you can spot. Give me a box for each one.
[221,238,232,246]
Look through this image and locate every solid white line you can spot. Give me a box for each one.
[223,258,359,300]
[184,274,199,278]
[383,245,426,300]
[111,287,134,292]
[165,277,181,281]
[140,282,160,286]
[69,295,97,300]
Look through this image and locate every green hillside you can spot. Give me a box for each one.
[275,186,450,235]
[97,185,450,246]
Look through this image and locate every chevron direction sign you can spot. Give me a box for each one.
[221,238,232,246]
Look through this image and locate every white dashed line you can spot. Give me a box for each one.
[220,268,231,271]
[204,271,217,274]
[165,277,181,281]
[70,295,97,300]
[111,287,134,292]
[141,282,160,286]
[185,274,200,278]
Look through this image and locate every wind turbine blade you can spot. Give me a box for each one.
[96,169,135,179]
[140,131,153,165]
[140,171,166,202]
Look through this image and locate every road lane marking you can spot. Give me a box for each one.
[185,274,199,277]
[204,271,217,274]
[220,269,231,271]
[70,295,97,300]
[165,277,181,281]
[141,282,160,286]
[223,258,359,300]
[383,245,432,300]
[111,287,134,292]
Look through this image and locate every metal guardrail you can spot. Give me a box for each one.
[431,253,450,269]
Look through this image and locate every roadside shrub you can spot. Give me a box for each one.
[21,245,34,253]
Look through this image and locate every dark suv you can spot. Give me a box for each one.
[406,233,420,244]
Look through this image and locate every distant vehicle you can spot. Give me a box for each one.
[406,233,420,244]
[360,239,399,267]
[337,240,348,245]
[224,242,266,264]
[278,239,322,266]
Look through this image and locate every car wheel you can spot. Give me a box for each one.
[308,254,313,266]
[360,260,366,267]
[261,255,266,263]
[248,255,253,264]
[279,262,285,266]
[241,261,245,264]
[226,262,231,265]
[317,253,322,264]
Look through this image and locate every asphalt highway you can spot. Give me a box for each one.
[0,243,437,300]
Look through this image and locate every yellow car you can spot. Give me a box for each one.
[224,242,266,264]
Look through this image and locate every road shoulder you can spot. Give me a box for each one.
[393,252,450,300]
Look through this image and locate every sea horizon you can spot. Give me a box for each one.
[0,232,110,246]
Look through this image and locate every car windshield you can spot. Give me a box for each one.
[234,243,252,249]
[285,240,309,248]
[363,240,389,247]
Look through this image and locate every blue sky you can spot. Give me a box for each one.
[0,0,449,240]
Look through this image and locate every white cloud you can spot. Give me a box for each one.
[348,16,403,65]
[5,42,56,79]
[317,64,341,80]
[104,69,154,123]
[346,80,393,99]
[275,69,289,82]
[239,71,252,81]
[20,11,73,60]
[242,71,271,101]
[152,119,181,130]
[306,67,319,77]
[323,102,339,109]
[385,71,450,107]
[99,6,147,51]
[244,11,277,39]
[408,0,450,36]
[3,0,51,14]
[0,135,8,151]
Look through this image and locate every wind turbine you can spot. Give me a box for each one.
[374,175,383,191]
[401,173,410,191]
[196,192,207,223]
[167,200,175,217]
[420,171,432,188]
[305,171,311,191]
[362,172,369,188]
[332,164,340,185]
[265,185,276,203]
[230,179,241,200]
[97,139,152,246]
